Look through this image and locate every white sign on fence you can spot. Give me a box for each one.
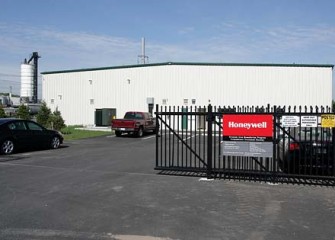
[281,116,300,127]
[301,116,318,127]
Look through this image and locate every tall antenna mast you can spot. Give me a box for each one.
[138,37,149,64]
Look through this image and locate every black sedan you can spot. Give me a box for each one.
[0,118,63,155]
[278,127,334,176]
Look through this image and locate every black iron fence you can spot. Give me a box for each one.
[155,104,335,185]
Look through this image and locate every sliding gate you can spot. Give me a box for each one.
[155,104,335,185]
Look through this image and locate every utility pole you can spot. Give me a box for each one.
[138,37,149,64]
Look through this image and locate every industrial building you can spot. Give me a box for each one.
[41,62,333,126]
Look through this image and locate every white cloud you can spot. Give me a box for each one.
[0,23,141,70]
[0,21,334,75]
[214,22,335,53]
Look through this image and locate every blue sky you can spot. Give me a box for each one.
[0,0,335,97]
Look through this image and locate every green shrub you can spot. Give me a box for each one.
[16,105,31,120]
[36,101,51,127]
[0,106,6,118]
[50,108,66,131]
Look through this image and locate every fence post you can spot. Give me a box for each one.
[272,107,277,183]
[207,104,213,178]
[332,127,335,177]
[155,104,159,168]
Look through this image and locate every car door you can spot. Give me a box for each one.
[26,121,50,147]
[7,121,32,149]
[145,113,155,131]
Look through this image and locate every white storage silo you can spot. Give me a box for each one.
[20,63,34,101]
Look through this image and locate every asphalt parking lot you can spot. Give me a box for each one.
[0,134,335,240]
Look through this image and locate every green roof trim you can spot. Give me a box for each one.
[41,62,334,75]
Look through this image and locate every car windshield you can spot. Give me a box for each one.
[296,128,332,139]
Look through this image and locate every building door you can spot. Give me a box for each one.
[182,107,188,130]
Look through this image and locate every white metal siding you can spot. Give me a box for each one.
[42,64,333,126]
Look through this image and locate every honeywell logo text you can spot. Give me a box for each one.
[223,115,273,138]
[228,121,267,130]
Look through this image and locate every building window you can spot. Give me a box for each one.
[192,99,196,105]
[51,99,54,104]
[58,95,62,100]
[89,80,93,85]
[162,99,167,105]
[90,99,94,105]
[183,99,188,105]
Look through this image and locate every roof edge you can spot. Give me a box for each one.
[41,62,334,75]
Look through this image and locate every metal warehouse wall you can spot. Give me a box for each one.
[42,64,333,126]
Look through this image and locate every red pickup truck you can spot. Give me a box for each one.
[111,111,157,137]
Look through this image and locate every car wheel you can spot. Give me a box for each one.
[277,158,286,172]
[1,139,14,155]
[115,130,122,137]
[136,127,144,137]
[50,136,61,149]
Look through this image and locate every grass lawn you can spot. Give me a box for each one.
[61,126,112,140]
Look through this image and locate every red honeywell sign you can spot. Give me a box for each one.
[223,115,273,137]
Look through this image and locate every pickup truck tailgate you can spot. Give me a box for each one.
[112,119,135,128]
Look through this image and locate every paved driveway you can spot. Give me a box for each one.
[0,135,335,240]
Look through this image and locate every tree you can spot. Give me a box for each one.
[49,108,66,130]
[0,106,6,118]
[16,104,31,120]
[36,101,52,128]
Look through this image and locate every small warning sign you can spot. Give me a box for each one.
[301,116,318,127]
[281,116,300,127]
[321,114,335,128]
